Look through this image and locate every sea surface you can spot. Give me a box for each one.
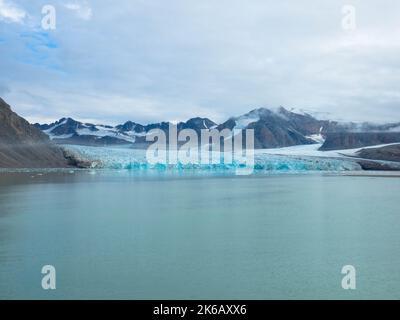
[0,170,400,299]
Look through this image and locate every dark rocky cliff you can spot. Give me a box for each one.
[355,144,400,162]
[0,97,69,168]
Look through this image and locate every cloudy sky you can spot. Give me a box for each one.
[0,0,399,125]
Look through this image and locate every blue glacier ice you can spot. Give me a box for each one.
[64,145,362,172]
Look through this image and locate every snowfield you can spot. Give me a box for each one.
[256,142,400,159]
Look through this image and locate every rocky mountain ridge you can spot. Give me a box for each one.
[0,98,69,168]
[35,106,400,150]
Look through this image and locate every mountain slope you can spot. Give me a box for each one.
[35,117,218,146]
[320,132,400,150]
[34,106,400,150]
[35,107,329,149]
[0,98,69,168]
[355,144,400,162]
[217,107,328,148]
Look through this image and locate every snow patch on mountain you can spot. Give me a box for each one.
[306,127,325,143]
[234,114,260,130]
[48,133,75,140]
[76,125,138,143]
[43,119,68,136]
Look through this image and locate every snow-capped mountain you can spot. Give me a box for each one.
[34,117,217,147]
[35,118,138,146]
[34,107,400,149]
[217,107,331,148]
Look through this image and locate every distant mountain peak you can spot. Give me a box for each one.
[32,105,400,149]
[184,117,216,129]
[244,106,300,118]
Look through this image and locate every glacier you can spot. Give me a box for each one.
[64,145,362,172]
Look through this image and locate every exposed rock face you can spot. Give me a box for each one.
[61,148,96,168]
[34,117,133,146]
[53,134,135,147]
[37,107,334,148]
[115,121,146,134]
[218,107,326,148]
[34,105,400,151]
[355,159,400,171]
[320,132,400,151]
[355,144,400,162]
[0,98,69,168]
[35,117,218,146]
[276,107,331,136]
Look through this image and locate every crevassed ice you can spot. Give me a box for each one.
[65,145,362,171]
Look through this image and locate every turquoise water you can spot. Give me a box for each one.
[0,171,400,299]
